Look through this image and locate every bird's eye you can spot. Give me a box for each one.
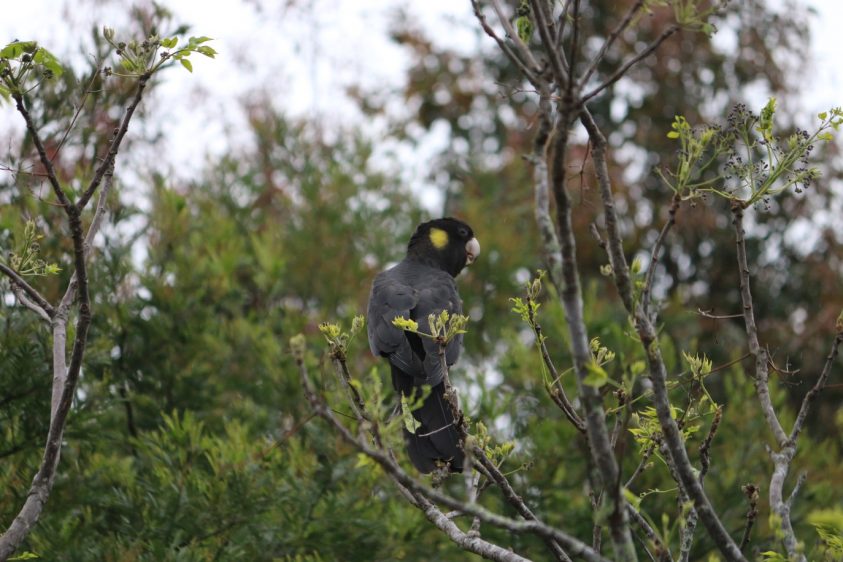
[458,228,468,237]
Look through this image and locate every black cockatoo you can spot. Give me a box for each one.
[367,218,480,473]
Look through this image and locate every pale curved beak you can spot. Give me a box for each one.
[465,237,480,265]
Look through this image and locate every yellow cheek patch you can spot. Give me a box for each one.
[429,227,449,249]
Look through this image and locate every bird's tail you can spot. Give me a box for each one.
[391,364,464,474]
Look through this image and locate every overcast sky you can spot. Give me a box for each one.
[1,0,840,207]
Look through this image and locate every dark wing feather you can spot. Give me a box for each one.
[410,280,463,387]
[367,260,466,474]
[367,271,424,378]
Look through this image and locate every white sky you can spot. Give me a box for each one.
[1,0,840,210]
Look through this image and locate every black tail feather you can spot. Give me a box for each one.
[391,364,464,474]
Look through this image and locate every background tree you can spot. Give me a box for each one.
[1,0,842,561]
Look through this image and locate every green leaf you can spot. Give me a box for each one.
[630,360,646,376]
[8,553,40,560]
[401,396,422,433]
[391,316,419,333]
[0,40,36,59]
[819,111,828,121]
[666,131,680,139]
[622,487,642,510]
[180,58,193,72]
[355,452,375,469]
[818,132,834,142]
[808,507,843,531]
[32,47,63,78]
[197,46,217,58]
[583,360,609,388]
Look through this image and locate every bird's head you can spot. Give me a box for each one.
[407,217,480,277]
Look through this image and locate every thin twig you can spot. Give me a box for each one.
[625,439,657,490]
[579,108,633,312]
[555,0,573,51]
[627,504,673,562]
[529,0,568,85]
[786,472,807,508]
[473,446,573,561]
[8,284,51,323]
[526,283,586,433]
[638,319,746,562]
[582,26,680,103]
[0,264,54,317]
[566,0,581,99]
[789,333,842,444]
[738,483,759,552]
[709,353,751,375]
[696,309,744,320]
[76,72,151,210]
[699,406,722,483]
[641,194,681,319]
[488,0,543,74]
[49,65,102,164]
[9,93,70,208]
[677,405,722,562]
[472,0,541,86]
[580,0,645,87]
[732,203,788,448]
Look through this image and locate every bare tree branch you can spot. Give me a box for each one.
[731,203,788,447]
[789,333,842,444]
[738,483,759,552]
[487,0,543,75]
[529,92,565,294]
[0,71,149,561]
[76,72,150,210]
[641,196,681,319]
[581,26,679,104]
[9,284,51,323]
[0,264,54,318]
[639,324,745,562]
[579,108,633,312]
[768,445,803,561]
[433,340,572,562]
[50,65,102,164]
[523,273,586,433]
[677,405,721,562]
[731,201,808,558]
[566,0,582,97]
[626,504,672,562]
[529,0,568,85]
[546,111,636,560]
[629,200,741,562]
[472,446,573,562]
[625,439,656,490]
[555,0,573,51]
[9,93,71,209]
[296,351,609,562]
[580,0,645,87]
[695,309,744,320]
[472,0,541,86]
